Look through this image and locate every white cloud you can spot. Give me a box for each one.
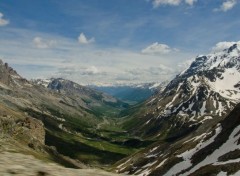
[177,58,194,72]
[152,0,181,7]
[78,33,95,44]
[0,12,9,26]
[149,66,174,75]
[185,0,197,6]
[211,41,237,52]
[115,74,138,81]
[141,42,178,55]
[33,37,56,49]
[152,0,197,7]
[214,0,237,12]
[83,66,99,75]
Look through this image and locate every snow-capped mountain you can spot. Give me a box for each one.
[122,42,240,139]
[116,42,240,176]
[34,78,51,88]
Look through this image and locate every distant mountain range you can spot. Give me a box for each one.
[90,82,167,104]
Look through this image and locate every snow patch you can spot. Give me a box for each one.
[217,171,227,176]
[164,124,222,176]
[200,101,206,116]
[183,124,240,175]
[156,158,168,169]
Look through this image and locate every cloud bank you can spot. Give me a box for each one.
[0,29,194,85]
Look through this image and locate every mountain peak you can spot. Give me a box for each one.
[181,42,240,80]
[0,59,29,87]
[227,43,239,53]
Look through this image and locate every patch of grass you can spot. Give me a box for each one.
[91,106,116,117]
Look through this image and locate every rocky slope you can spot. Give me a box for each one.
[0,59,29,87]
[116,43,240,175]
[35,78,129,112]
[116,103,240,176]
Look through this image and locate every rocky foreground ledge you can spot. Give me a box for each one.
[0,151,123,176]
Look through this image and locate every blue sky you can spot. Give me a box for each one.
[0,0,239,85]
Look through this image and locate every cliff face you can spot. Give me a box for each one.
[19,117,45,145]
[0,59,28,87]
